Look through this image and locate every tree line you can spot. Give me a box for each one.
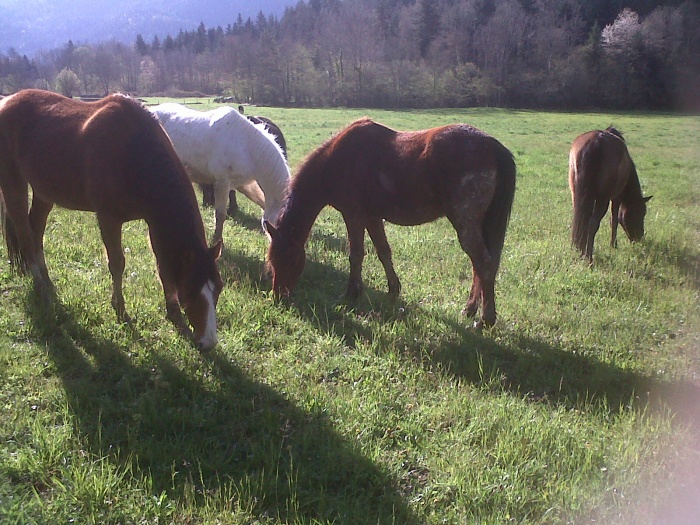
[1,0,699,110]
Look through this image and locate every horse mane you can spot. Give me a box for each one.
[211,105,290,188]
[272,120,377,242]
[605,126,624,141]
[127,102,208,245]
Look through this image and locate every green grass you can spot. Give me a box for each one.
[1,103,698,524]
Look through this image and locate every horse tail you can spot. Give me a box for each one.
[569,143,595,255]
[0,193,27,274]
[571,185,594,255]
[483,142,516,273]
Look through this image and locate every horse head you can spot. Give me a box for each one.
[179,240,224,351]
[265,221,305,299]
[620,195,652,242]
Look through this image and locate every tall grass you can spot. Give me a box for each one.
[0,103,698,524]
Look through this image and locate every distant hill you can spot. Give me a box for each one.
[0,0,294,56]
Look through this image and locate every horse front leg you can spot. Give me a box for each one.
[212,182,231,245]
[97,215,131,323]
[162,283,194,342]
[610,200,620,248]
[366,218,401,299]
[343,216,366,303]
[147,229,195,342]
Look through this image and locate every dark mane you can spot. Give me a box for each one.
[605,126,624,140]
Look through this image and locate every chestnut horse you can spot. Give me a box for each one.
[569,127,651,263]
[0,89,223,350]
[266,118,516,328]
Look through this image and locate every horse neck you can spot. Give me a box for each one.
[147,184,207,282]
[278,166,329,244]
[255,137,291,202]
[620,161,643,204]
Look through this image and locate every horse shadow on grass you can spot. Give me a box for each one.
[22,288,418,524]
[287,271,700,429]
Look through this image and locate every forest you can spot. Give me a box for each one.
[1,0,699,110]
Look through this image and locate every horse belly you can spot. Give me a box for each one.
[364,169,443,225]
[382,206,443,226]
[18,154,94,211]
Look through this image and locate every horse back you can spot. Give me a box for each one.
[300,119,510,226]
[569,129,632,201]
[0,90,186,220]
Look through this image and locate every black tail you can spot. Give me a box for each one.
[0,193,28,274]
[482,142,516,273]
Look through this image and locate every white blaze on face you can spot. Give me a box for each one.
[197,279,219,351]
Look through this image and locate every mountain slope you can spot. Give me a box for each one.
[0,0,292,56]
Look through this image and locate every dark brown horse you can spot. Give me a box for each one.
[569,126,651,263]
[0,89,223,350]
[266,118,516,328]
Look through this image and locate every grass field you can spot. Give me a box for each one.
[0,100,698,524]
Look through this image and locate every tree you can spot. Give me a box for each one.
[415,0,440,58]
[601,8,641,54]
[93,42,117,95]
[138,56,160,93]
[135,34,149,56]
[473,0,528,105]
[55,67,81,97]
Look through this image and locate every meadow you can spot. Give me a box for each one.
[0,101,698,524]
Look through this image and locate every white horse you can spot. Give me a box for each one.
[150,103,290,243]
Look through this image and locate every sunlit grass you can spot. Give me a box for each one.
[0,106,698,524]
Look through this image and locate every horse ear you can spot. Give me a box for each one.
[644,195,653,203]
[264,220,278,240]
[209,239,223,260]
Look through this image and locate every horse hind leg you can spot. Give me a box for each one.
[448,214,497,328]
[0,184,52,293]
[342,216,367,303]
[585,199,610,264]
[464,268,481,319]
[366,218,401,299]
[28,198,54,284]
[610,200,620,248]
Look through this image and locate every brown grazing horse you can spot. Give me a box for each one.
[266,118,516,328]
[569,127,651,263]
[0,89,223,350]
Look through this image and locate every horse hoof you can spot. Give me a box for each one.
[197,341,214,353]
[344,284,362,304]
[462,306,478,318]
[473,316,495,330]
